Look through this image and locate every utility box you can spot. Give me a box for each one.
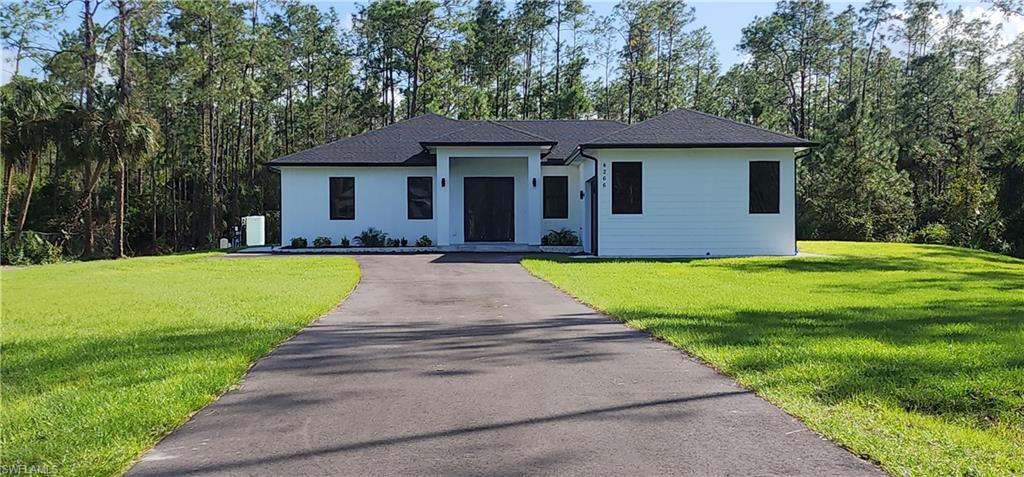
[243,216,265,246]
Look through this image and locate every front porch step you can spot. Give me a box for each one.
[440,243,541,253]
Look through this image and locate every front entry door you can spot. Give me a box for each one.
[464,177,515,242]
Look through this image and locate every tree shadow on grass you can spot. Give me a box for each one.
[624,302,1023,426]
[528,247,1024,432]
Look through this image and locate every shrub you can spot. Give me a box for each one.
[313,236,332,248]
[385,238,399,247]
[339,236,351,247]
[541,228,580,246]
[1,232,64,265]
[354,227,387,247]
[914,223,951,245]
[400,237,408,247]
[415,235,432,247]
[289,236,308,248]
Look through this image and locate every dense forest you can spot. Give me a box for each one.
[2,0,1023,263]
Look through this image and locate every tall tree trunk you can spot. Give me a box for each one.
[81,0,98,256]
[114,0,131,258]
[2,158,13,239]
[115,162,126,257]
[553,0,562,118]
[13,153,38,243]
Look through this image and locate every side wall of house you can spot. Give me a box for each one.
[594,148,796,257]
[279,166,436,245]
[540,164,583,242]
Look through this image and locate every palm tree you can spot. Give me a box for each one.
[0,77,63,244]
[53,96,108,257]
[104,104,160,258]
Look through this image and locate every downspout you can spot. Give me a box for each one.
[793,147,812,255]
[578,148,599,256]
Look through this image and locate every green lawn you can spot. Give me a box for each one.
[1,253,359,477]
[523,242,1024,477]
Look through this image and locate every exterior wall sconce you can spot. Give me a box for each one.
[441,178,446,187]
[532,178,537,187]
[579,190,585,200]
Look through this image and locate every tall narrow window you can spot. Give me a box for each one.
[611,162,642,214]
[543,176,569,219]
[407,176,433,219]
[749,161,780,214]
[329,177,355,220]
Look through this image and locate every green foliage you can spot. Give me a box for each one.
[289,236,307,248]
[312,236,332,248]
[354,227,388,247]
[914,223,951,245]
[1,231,63,265]
[3,0,1023,264]
[1,253,359,476]
[339,235,351,247]
[524,241,1024,477]
[541,228,580,246]
[415,235,433,247]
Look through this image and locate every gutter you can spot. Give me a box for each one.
[577,147,599,256]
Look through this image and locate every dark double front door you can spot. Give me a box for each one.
[464,177,515,242]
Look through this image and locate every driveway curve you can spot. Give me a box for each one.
[128,253,883,476]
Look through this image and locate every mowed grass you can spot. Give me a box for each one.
[1,253,359,476]
[523,242,1024,477]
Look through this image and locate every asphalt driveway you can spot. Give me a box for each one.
[128,253,883,476]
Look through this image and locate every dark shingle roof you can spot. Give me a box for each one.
[582,108,812,148]
[495,120,625,160]
[271,113,460,166]
[269,108,810,167]
[420,120,556,146]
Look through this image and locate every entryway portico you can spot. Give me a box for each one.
[431,145,548,247]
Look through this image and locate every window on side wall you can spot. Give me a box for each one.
[329,177,355,220]
[543,176,569,219]
[749,161,780,214]
[611,162,642,214]
[407,176,433,219]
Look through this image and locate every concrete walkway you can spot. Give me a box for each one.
[128,254,883,476]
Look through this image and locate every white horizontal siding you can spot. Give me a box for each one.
[595,148,796,257]
[540,165,583,241]
[280,166,436,245]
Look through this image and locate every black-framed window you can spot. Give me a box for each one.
[749,161,780,214]
[543,176,569,219]
[407,176,433,219]
[611,162,642,214]
[329,177,355,220]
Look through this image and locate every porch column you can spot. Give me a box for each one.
[526,150,542,245]
[435,152,451,246]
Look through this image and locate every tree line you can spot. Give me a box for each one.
[2,0,1022,263]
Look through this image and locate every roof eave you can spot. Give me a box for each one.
[420,141,558,147]
[579,142,816,149]
[267,161,436,167]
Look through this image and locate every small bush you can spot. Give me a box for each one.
[415,235,432,247]
[313,236,332,248]
[290,236,308,248]
[385,238,399,247]
[541,228,580,246]
[400,237,408,247]
[1,232,64,265]
[355,227,387,247]
[339,236,351,247]
[914,223,951,245]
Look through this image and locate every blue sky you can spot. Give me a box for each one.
[3,0,1020,84]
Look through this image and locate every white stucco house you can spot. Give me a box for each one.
[269,107,812,257]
